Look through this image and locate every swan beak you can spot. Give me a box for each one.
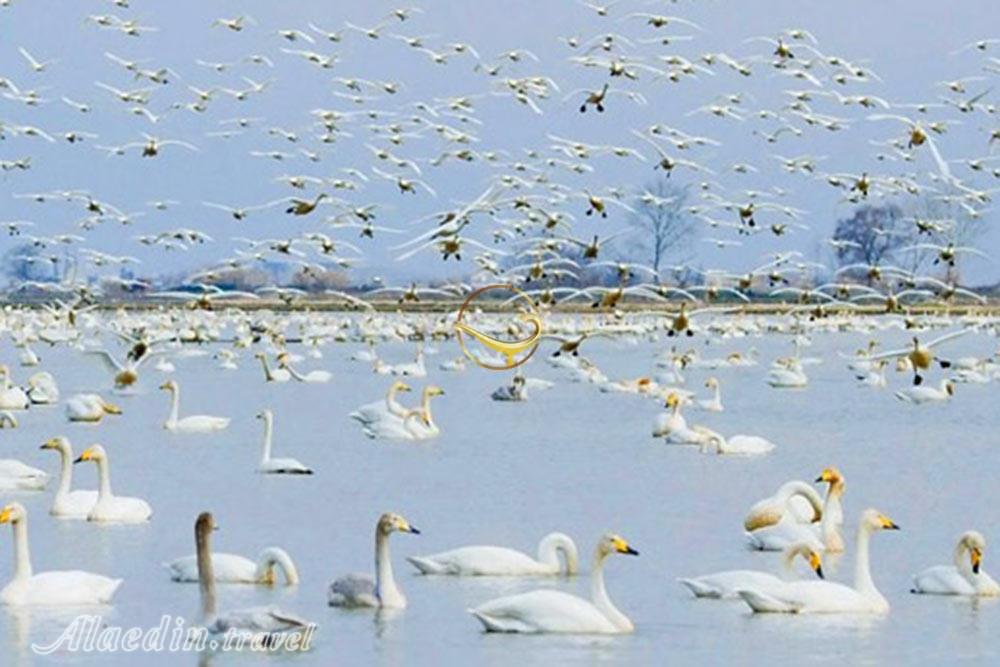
[407,525,421,535]
[0,507,11,524]
[40,438,57,450]
[612,536,638,555]
[158,382,169,390]
[104,403,122,415]
[810,552,824,579]
[972,548,982,574]
[73,448,94,464]
[879,516,900,530]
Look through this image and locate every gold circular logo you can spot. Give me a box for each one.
[454,284,543,370]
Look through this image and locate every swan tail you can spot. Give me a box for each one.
[468,609,530,633]
[743,532,765,550]
[677,578,721,598]
[406,556,447,575]
[737,589,801,613]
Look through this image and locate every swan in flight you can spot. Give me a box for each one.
[746,468,844,552]
[255,353,292,382]
[255,410,312,474]
[469,533,639,634]
[695,377,724,411]
[160,380,230,432]
[66,394,122,422]
[84,346,159,389]
[40,437,97,519]
[895,380,955,404]
[73,445,152,523]
[744,480,824,532]
[167,546,299,585]
[195,512,312,642]
[679,541,824,598]
[0,458,48,492]
[737,509,899,614]
[911,531,1000,596]
[328,512,420,608]
[0,502,122,606]
[408,532,579,576]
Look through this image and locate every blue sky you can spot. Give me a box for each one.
[1,0,996,287]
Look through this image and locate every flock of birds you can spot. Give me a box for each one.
[0,0,998,652]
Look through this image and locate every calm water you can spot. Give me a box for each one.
[2,323,999,666]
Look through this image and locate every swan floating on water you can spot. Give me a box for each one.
[746,468,844,552]
[66,394,122,423]
[40,436,97,519]
[350,380,412,425]
[160,380,230,432]
[911,531,1000,596]
[255,410,312,474]
[255,353,291,383]
[695,377,724,411]
[167,546,300,585]
[492,374,528,401]
[0,366,29,410]
[895,379,955,404]
[408,532,579,576]
[737,509,899,614]
[26,372,59,404]
[328,512,419,608]
[0,458,48,492]
[679,541,824,598]
[469,533,638,634]
[0,502,122,606]
[744,481,824,532]
[194,512,312,643]
[73,445,152,523]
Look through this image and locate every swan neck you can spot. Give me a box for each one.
[386,385,405,416]
[56,448,73,498]
[257,548,299,585]
[375,530,401,606]
[94,456,113,499]
[11,518,32,580]
[167,387,180,423]
[538,534,579,574]
[853,524,877,594]
[590,548,631,631]
[259,355,272,380]
[954,541,973,577]
[261,415,273,463]
[196,522,216,621]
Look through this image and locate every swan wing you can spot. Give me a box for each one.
[911,565,975,595]
[470,590,618,633]
[5,571,122,606]
[328,573,377,606]
[408,546,547,576]
[165,553,257,582]
[679,571,781,599]
[212,605,309,634]
[742,580,868,613]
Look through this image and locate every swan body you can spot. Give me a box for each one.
[492,375,528,402]
[469,534,638,634]
[350,380,412,424]
[439,357,466,371]
[0,366,29,410]
[679,542,824,598]
[255,410,312,474]
[0,503,121,607]
[695,377,724,411]
[66,394,122,422]
[738,509,899,614]
[408,533,579,576]
[766,361,809,388]
[912,531,1000,596]
[329,512,419,608]
[41,437,97,519]
[281,360,332,383]
[0,460,48,491]
[699,430,775,456]
[895,380,955,404]
[26,372,59,404]
[255,353,291,382]
[73,445,152,523]
[747,468,844,552]
[167,547,299,585]
[744,481,824,532]
[160,380,230,432]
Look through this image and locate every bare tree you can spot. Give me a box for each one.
[625,180,697,281]
[832,204,907,279]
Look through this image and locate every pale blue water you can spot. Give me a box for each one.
[1,323,998,666]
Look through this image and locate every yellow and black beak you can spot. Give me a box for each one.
[612,536,639,556]
[972,548,982,575]
[407,525,421,535]
[39,438,57,450]
[73,449,93,464]
[0,506,11,524]
[880,516,900,530]
[810,552,824,579]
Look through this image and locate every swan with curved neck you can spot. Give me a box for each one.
[195,512,311,638]
[746,472,844,552]
[73,445,152,523]
[696,377,723,412]
[159,380,230,432]
[405,385,445,439]
[328,512,420,608]
[0,502,122,606]
[745,481,824,532]
[680,542,824,598]
[737,509,899,614]
[408,532,579,576]
[66,394,122,422]
[256,410,312,474]
[470,533,639,633]
[652,392,688,438]
[41,436,97,519]
[167,543,300,585]
[912,531,1000,596]
[350,381,413,427]
[0,365,29,410]
[255,353,291,382]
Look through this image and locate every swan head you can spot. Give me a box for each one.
[598,533,639,558]
[960,531,987,574]
[390,381,412,393]
[944,381,956,396]
[196,511,218,533]
[158,380,178,392]
[704,377,718,388]
[664,392,681,408]
[40,435,71,453]
[784,542,825,579]
[860,509,900,533]
[424,385,445,398]
[255,409,273,422]
[814,467,843,486]
[0,502,26,525]
[377,512,420,536]
[73,444,108,465]
[100,398,122,415]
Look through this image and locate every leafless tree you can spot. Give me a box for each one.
[625,180,697,281]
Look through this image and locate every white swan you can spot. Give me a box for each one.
[389,346,426,377]
[0,459,48,492]
[66,394,122,423]
[350,380,413,424]
[255,353,291,382]
[214,350,239,370]
[439,357,467,372]
[895,380,955,404]
[328,512,420,608]
[0,366,29,410]
[912,531,1000,596]
[492,374,528,401]
[167,546,299,585]
[652,392,688,437]
[744,481,824,532]
[408,532,579,576]
[0,502,122,606]
[737,509,899,614]
[84,347,159,389]
[73,445,152,523]
[195,512,312,641]
[255,410,312,474]
[698,428,775,456]
[160,380,230,432]
[679,542,824,598]
[26,371,59,404]
[695,377,724,411]
[746,470,844,552]
[40,436,97,519]
[400,385,444,440]
[280,358,332,383]
[0,411,17,428]
[351,340,379,362]
[469,533,638,634]
[766,359,809,388]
